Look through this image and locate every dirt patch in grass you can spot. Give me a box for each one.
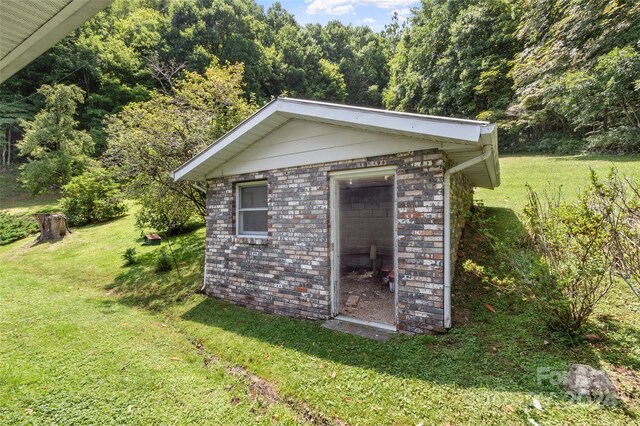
[191,328,345,425]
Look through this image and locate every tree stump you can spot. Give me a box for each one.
[34,213,71,243]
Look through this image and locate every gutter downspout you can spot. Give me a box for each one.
[443,146,493,329]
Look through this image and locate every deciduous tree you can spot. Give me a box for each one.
[17,84,94,194]
[104,60,255,233]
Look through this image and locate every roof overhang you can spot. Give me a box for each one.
[173,98,500,188]
[0,0,113,84]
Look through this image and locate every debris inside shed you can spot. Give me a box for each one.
[339,270,394,325]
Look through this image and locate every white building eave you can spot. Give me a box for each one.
[0,0,113,84]
[173,97,500,189]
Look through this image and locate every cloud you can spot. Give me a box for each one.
[306,0,418,15]
[358,0,417,9]
[391,8,413,18]
[306,0,355,15]
[362,17,377,23]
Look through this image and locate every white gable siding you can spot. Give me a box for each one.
[207,119,447,178]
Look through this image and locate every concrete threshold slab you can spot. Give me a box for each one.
[321,317,396,341]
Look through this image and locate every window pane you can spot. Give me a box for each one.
[241,210,268,234]
[240,184,267,208]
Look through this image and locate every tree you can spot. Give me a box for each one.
[537,46,640,136]
[594,46,640,129]
[384,0,521,118]
[0,97,35,165]
[104,60,255,233]
[317,21,390,106]
[164,0,270,100]
[17,84,94,194]
[510,0,640,140]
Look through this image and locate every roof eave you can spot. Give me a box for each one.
[172,98,493,183]
[0,0,114,84]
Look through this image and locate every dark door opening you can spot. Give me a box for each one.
[337,174,395,325]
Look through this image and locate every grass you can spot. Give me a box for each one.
[1,154,639,424]
[477,154,640,210]
[0,165,59,214]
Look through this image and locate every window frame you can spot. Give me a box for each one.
[236,180,268,238]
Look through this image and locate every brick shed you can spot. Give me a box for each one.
[173,98,500,334]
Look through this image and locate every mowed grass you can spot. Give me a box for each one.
[477,154,640,210]
[0,165,59,214]
[1,154,639,425]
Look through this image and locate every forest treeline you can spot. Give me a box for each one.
[1,0,639,163]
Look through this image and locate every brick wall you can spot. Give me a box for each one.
[204,148,470,333]
[448,171,474,281]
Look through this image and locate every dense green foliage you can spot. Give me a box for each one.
[121,247,137,266]
[511,1,640,138]
[16,85,94,195]
[154,248,174,272]
[385,0,521,119]
[468,167,640,334]
[60,168,127,225]
[0,211,38,245]
[385,0,640,150]
[1,0,639,170]
[104,61,254,233]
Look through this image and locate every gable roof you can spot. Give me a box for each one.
[172,97,500,188]
[0,0,113,83]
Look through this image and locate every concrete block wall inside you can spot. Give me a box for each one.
[339,177,394,271]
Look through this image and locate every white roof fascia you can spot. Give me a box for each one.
[479,123,500,187]
[172,98,493,182]
[172,99,280,181]
[0,0,114,84]
[279,97,489,126]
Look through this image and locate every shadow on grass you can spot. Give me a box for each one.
[554,154,640,163]
[107,207,636,409]
[175,207,612,396]
[106,227,205,311]
[179,295,603,396]
[594,315,640,371]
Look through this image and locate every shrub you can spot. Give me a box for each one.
[60,168,127,226]
[588,170,640,300]
[0,211,39,244]
[122,247,137,266]
[586,127,640,154]
[528,133,587,155]
[155,248,173,273]
[523,171,640,333]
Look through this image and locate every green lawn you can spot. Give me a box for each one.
[1,155,639,425]
[477,154,640,210]
[0,165,59,214]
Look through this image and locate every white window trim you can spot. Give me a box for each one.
[236,180,268,238]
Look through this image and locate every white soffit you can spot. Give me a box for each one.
[173,98,501,188]
[0,0,113,83]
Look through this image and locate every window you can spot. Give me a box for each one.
[236,181,268,236]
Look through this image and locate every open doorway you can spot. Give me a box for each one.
[331,169,396,327]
